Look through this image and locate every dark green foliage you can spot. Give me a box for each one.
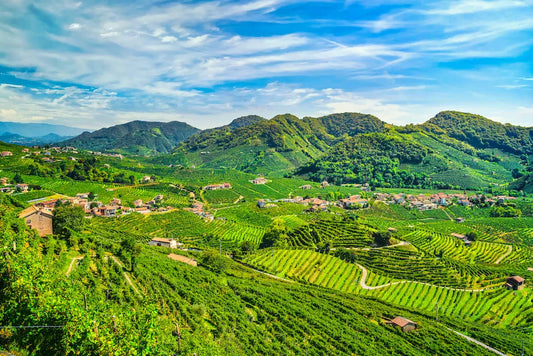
[200,249,230,273]
[373,231,391,247]
[60,120,200,155]
[13,173,23,184]
[52,204,85,238]
[297,132,450,188]
[422,111,533,155]
[489,205,522,217]
[259,219,289,248]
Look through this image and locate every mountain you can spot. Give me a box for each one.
[227,115,265,129]
[421,111,533,155]
[175,112,386,175]
[0,121,85,137]
[59,120,201,155]
[0,132,73,146]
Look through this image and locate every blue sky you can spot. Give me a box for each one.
[0,0,532,129]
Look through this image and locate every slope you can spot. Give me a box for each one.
[59,120,200,155]
[175,112,386,176]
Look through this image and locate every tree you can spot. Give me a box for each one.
[52,205,85,239]
[465,231,478,241]
[88,191,96,201]
[120,235,142,272]
[13,173,23,184]
[373,231,391,247]
[128,175,135,185]
[201,249,229,273]
[260,219,289,248]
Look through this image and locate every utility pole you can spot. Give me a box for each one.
[435,302,439,322]
[172,323,182,355]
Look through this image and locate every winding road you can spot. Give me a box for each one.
[494,245,512,264]
[356,263,495,292]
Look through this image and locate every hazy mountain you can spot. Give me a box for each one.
[0,132,73,146]
[0,121,85,137]
[60,120,200,155]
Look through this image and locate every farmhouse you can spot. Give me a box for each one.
[19,206,54,237]
[134,199,144,208]
[141,176,152,183]
[321,181,329,188]
[149,237,179,249]
[387,317,418,332]
[96,206,117,217]
[250,177,267,185]
[16,183,29,192]
[0,177,9,185]
[203,183,231,190]
[257,199,266,208]
[22,148,29,153]
[300,184,312,190]
[506,276,525,290]
[1,151,13,157]
[455,217,465,223]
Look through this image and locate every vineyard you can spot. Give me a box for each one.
[286,218,375,248]
[89,210,266,246]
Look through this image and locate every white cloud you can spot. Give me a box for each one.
[496,84,527,89]
[67,23,81,30]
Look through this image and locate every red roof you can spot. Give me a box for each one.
[509,276,525,283]
[389,316,417,328]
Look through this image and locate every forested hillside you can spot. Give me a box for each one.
[59,121,200,155]
[175,112,386,175]
[422,111,533,155]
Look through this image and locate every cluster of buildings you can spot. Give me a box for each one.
[18,192,170,236]
[299,181,330,190]
[1,151,13,157]
[184,201,214,221]
[86,151,124,159]
[0,177,29,193]
[202,182,231,190]
[133,195,166,214]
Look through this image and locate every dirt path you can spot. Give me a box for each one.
[494,245,512,264]
[233,195,244,204]
[65,256,84,276]
[447,328,506,356]
[356,264,495,292]
[109,256,143,297]
[442,208,454,221]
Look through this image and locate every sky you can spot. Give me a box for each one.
[0,0,532,130]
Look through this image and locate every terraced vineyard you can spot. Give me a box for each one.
[287,218,374,248]
[403,230,512,264]
[89,210,265,245]
[245,249,362,293]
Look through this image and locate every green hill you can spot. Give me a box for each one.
[59,120,200,155]
[421,111,533,155]
[175,112,386,175]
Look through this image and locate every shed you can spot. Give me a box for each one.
[149,238,179,249]
[387,317,418,332]
[506,276,525,290]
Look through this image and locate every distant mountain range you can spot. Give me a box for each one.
[0,121,86,138]
[0,132,74,146]
[58,120,200,155]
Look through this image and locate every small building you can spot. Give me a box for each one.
[506,276,525,290]
[451,233,467,240]
[22,148,30,153]
[387,317,418,332]
[15,183,29,192]
[300,184,312,190]
[1,151,13,157]
[98,206,116,217]
[19,206,54,236]
[149,237,178,249]
[76,192,90,199]
[141,176,152,183]
[321,181,329,188]
[133,199,144,208]
[250,177,267,185]
[387,227,397,233]
[110,198,122,206]
[257,199,266,208]
[455,217,465,223]
[0,177,9,186]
